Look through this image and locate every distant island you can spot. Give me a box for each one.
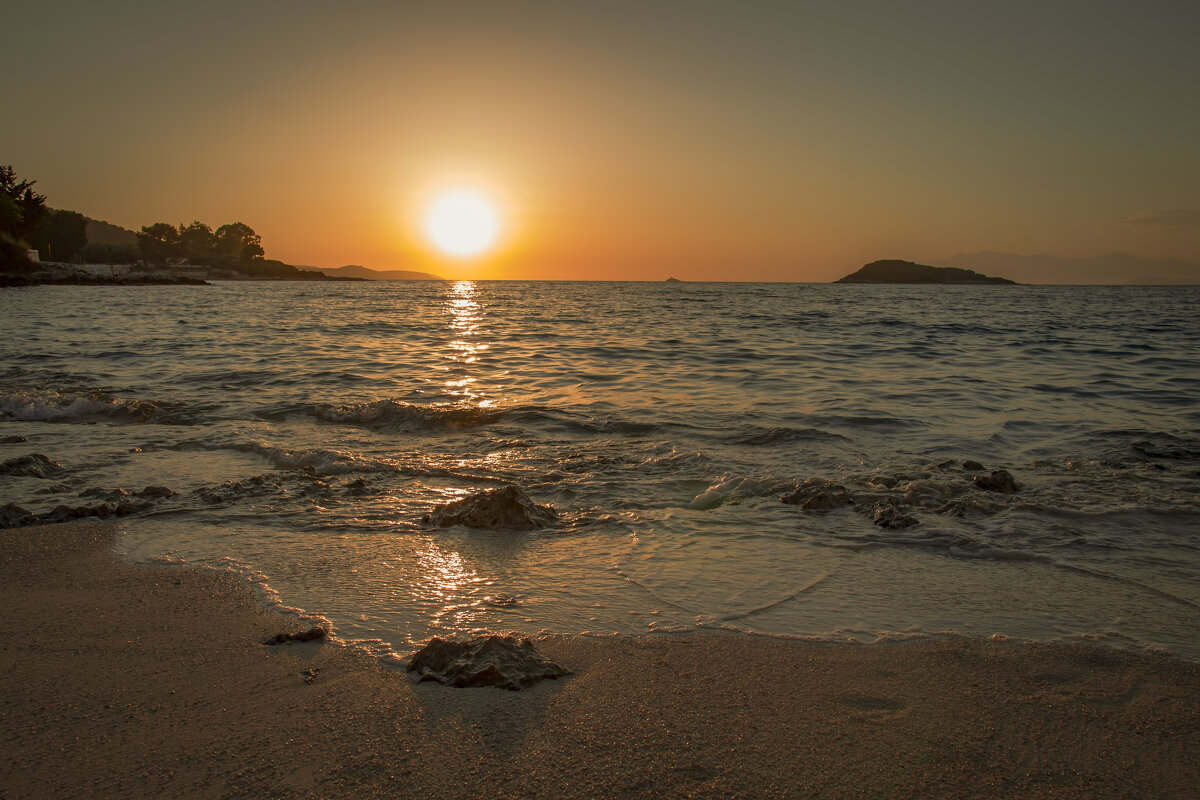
[313,265,442,281]
[836,259,1017,285]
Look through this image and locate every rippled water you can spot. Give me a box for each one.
[2,281,1198,659]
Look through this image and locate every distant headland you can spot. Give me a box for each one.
[313,265,442,281]
[835,259,1018,285]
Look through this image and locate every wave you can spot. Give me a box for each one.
[258,398,522,431]
[0,389,206,425]
[732,426,849,446]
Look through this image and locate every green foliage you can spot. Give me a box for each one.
[178,220,214,261]
[29,209,87,262]
[0,165,48,241]
[0,236,30,273]
[136,222,181,265]
[213,222,264,262]
[86,218,138,246]
[136,219,266,268]
[80,242,141,264]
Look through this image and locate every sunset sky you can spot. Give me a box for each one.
[3,1,1198,281]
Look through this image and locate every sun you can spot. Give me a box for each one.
[424,189,500,258]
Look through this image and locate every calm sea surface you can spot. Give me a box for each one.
[2,281,1198,660]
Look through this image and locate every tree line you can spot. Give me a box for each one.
[2,164,269,272]
[135,220,264,266]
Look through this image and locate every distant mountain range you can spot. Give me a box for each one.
[311,265,442,281]
[936,251,1200,285]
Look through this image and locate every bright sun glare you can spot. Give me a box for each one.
[425,189,500,258]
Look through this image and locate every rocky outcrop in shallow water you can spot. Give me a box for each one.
[424,485,557,530]
[1,503,37,528]
[0,453,63,478]
[407,635,571,690]
[776,463,1026,532]
[871,499,919,529]
[780,479,854,510]
[974,469,1020,493]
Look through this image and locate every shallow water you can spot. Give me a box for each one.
[2,281,1198,659]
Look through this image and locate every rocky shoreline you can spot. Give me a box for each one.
[0,261,208,287]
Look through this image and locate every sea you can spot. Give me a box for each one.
[2,281,1198,662]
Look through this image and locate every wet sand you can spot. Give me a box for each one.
[2,522,1197,799]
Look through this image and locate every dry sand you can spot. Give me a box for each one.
[2,521,1197,799]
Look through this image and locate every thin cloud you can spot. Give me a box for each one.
[1120,209,1200,232]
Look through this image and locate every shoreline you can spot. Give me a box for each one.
[3,522,1197,799]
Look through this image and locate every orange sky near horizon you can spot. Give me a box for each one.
[2,2,1198,281]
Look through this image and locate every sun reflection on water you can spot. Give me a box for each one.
[413,538,489,630]
[442,281,492,407]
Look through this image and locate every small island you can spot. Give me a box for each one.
[836,259,1017,285]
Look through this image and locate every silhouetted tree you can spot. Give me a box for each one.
[29,209,87,262]
[178,220,215,262]
[0,165,48,270]
[136,222,181,265]
[0,165,48,241]
[213,222,264,263]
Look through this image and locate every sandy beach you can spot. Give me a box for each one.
[2,521,1197,799]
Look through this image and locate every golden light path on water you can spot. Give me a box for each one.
[442,281,489,407]
[412,280,497,631]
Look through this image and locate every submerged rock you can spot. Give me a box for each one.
[0,453,63,478]
[264,626,327,646]
[780,479,854,510]
[0,435,27,444]
[872,500,919,529]
[0,503,37,529]
[962,460,985,471]
[41,500,148,524]
[974,469,1020,493]
[407,635,571,691]
[344,477,371,496]
[424,485,557,530]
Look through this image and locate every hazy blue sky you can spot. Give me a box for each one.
[3,1,1197,279]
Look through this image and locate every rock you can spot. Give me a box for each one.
[872,500,919,529]
[81,487,129,501]
[137,485,175,498]
[424,485,557,530]
[0,503,37,529]
[962,460,985,471]
[0,453,64,478]
[197,474,283,504]
[780,479,853,510]
[801,490,854,510]
[264,626,327,646]
[41,500,148,524]
[344,477,370,496]
[0,435,27,444]
[407,635,571,691]
[973,469,1019,493]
